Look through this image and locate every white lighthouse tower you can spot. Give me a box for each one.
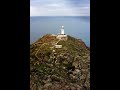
[56,25,67,41]
[61,26,64,34]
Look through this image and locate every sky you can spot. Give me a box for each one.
[30,0,90,16]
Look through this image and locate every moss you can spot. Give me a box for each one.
[30,34,90,89]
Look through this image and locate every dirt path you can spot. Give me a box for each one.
[56,39,61,45]
[35,39,61,60]
[35,43,47,60]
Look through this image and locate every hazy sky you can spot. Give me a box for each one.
[30,0,90,16]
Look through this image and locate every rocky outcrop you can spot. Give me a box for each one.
[30,34,90,90]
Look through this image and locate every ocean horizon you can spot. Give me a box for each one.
[30,16,90,47]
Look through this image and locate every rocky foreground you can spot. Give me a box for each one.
[30,34,90,90]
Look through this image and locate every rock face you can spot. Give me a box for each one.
[30,34,90,90]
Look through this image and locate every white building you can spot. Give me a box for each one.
[55,45,62,48]
[61,26,64,34]
[56,26,68,41]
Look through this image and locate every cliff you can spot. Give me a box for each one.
[30,34,90,90]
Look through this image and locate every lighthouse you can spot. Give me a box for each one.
[56,25,67,41]
[61,26,64,34]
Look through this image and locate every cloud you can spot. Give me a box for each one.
[30,0,90,16]
[46,3,62,7]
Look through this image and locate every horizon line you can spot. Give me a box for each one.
[30,15,90,17]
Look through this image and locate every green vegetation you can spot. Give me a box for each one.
[30,34,90,90]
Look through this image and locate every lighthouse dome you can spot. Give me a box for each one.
[62,26,64,28]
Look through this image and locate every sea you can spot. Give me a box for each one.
[30,16,90,47]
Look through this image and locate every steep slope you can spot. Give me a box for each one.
[30,34,90,90]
